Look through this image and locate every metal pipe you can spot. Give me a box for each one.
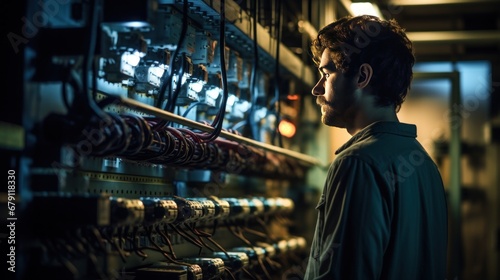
[449,70,462,280]
[115,96,323,167]
[390,0,498,6]
[407,30,500,44]
[413,71,462,280]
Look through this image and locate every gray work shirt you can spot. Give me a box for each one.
[304,121,448,280]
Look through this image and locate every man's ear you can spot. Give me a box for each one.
[357,63,373,89]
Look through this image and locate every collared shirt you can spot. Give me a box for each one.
[304,121,448,280]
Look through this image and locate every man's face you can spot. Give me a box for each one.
[311,49,359,128]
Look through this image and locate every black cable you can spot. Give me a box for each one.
[177,128,208,165]
[95,113,131,156]
[247,0,260,141]
[61,66,72,110]
[151,0,189,132]
[146,226,174,258]
[43,238,80,278]
[154,0,227,141]
[231,120,247,132]
[166,55,186,113]
[186,222,232,254]
[81,0,107,120]
[185,224,216,253]
[158,224,178,259]
[225,220,272,279]
[77,235,104,278]
[224,221,253,249]
[144,226,197,267]
[272,0,283,147]
[127,226,148,259]
[119,114,147,156]
[224,267,237,280]
[182,101,204,118]
[154,56,187,131]
[169,223,204,250]
[156,0,189,110]
[242,267,259,280]
[100,228,128,262]
[167,127,193,164]
[198,0,228,142]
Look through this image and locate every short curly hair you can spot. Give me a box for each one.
[311,15,415,112]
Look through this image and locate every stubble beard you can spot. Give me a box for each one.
[320,103,342,127]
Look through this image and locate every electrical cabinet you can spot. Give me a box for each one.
[2,0,320,279]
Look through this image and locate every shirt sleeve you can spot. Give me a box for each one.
[316,156,392,280]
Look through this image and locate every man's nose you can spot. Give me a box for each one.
[311,78,325,96]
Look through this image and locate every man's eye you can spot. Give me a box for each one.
[323,73,330,78]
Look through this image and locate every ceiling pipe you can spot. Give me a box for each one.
[388,0,499,6]
[407,30,500,44]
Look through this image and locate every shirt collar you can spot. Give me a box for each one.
[335,121,417,154]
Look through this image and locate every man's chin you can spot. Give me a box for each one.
[321,115,345,128]
[321,116,335,126]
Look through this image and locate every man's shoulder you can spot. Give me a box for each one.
[335,132,431,168]
[335,121,417,154]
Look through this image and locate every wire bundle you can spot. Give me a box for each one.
[74,112,305,179]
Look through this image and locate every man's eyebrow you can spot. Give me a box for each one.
[318,66,328,75]
[318,63,336,73]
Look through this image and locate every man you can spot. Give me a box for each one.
[304,15,448,280]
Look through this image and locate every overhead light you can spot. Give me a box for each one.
[350,2,383,18]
